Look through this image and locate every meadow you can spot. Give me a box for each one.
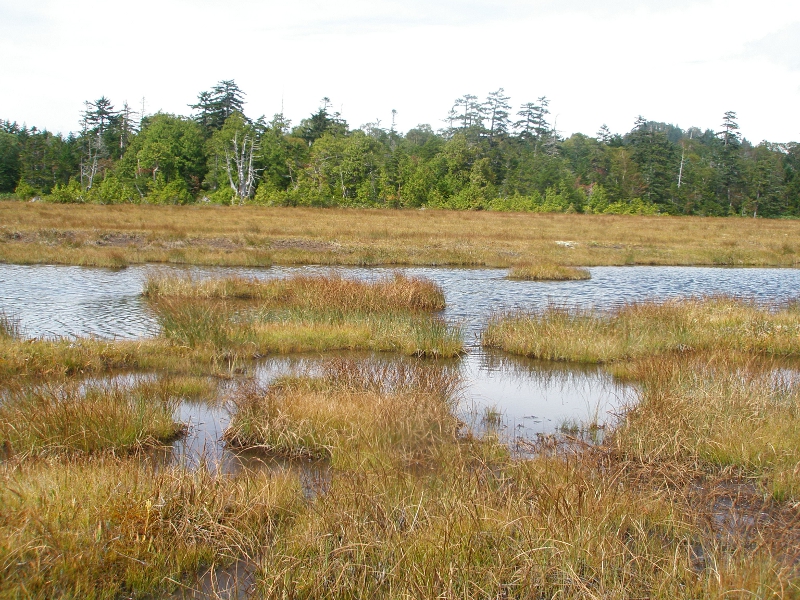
[2,201,800,268]
[0,208,799,597]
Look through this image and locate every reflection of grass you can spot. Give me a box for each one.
[4,202,800,267]
[0,456,300,598]
[483,297,800,363]
[508,263,590,281]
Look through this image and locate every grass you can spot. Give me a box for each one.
[0,455,301,599]
[0,273,461,383]
[225,358,461,466]
[611,352,800,501]
[0,376,213,456]
[144,271,446,311]
[2,350,798,596]
[2,202,800,267]
[147,273,462,359]
[0,312,20,339]
[508,262,591,281]
[483,296,800,363]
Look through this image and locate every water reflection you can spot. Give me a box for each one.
[458,351,634,448]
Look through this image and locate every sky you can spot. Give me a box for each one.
[1,0,799,143]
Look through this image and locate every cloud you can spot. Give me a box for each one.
[744,22,800,71]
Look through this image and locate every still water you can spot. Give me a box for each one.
[2,263,798,464]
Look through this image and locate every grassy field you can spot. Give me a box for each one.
[1,201,800,267]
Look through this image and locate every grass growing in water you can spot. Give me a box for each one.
[147,273,462,358]
[508,262,591,281]
[612,352,800,501]
[483,297,800,363]
[225,358,461,466]
[144,271,446,312]
[0,377,204,456]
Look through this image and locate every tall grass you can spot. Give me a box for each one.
[0,455,301,598]
[0,312,20,339]
[612,353,800,500]
[483,297,800,362]
[144,272,446,312]
[148,273,461,358]
[0,377,190,455]
[4,202,800,267]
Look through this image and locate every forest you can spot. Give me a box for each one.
[2,80,799,217]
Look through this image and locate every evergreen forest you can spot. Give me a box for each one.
[2,81,799,217]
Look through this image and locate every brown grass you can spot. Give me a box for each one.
[2,202,800,267]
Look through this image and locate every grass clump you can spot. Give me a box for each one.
[508,262,591,281]
[144,272,446,312]
[483,297,800,363]
[612,353,800,501]
[0,455,300,598]
[147,273,461,358]
[0,377,191,456]
[225,358,461,465]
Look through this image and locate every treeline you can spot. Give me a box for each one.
[2,81,799,216]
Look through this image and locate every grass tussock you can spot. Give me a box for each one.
[0,377,201,456]
[483,296,800,363]
[508,262,591,281]
[0,455,301,598]
[612,353,800,501]
[147,273,461,358]
[225,359,462,465]
[144,272,446,312]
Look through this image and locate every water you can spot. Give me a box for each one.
[2,263,798,463]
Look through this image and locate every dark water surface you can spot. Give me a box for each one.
[2,263,798,463]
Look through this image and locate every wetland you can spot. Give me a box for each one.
[2,260,800,598]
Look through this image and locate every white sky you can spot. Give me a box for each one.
[1,0,799,143]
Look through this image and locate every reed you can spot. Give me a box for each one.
[508,262,591,281]
[148,273,461,358]
[0,455,301,598]
[0,377,188,455]
[483,297,800,363]
[0,312,20,339]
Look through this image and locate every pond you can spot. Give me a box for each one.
[2,263,798,465]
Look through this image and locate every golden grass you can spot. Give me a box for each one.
[483,297,800,363]
[0,455,301,598]
[612,353,800,501]
[0,378,186,456]
[507,262,591,281]
[2,202,800,267]
[225,359,461,466]
[144,272,446,312]
[147,273,462,358]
